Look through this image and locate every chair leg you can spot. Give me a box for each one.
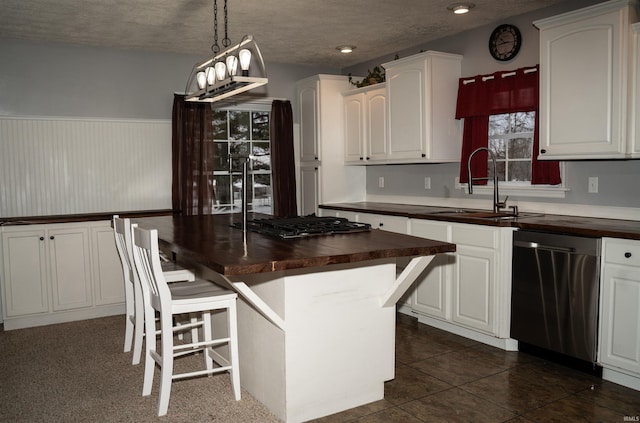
[157,313,175,417]
[202,311,213,370]
[131,282,145,365]
[228,301,241,401]
[142,306,156,397]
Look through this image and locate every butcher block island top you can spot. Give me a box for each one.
[132,213,455,276]
[132,213,455,423]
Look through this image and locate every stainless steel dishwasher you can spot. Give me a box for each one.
[510,230,601,363]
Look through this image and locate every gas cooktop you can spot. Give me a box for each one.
[232,215,371,239]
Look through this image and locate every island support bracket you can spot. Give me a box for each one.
[380,255,435,308]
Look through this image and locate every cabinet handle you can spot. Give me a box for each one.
[366,157,370,160]
[540,149,547,154]
[379,223,384,227]
[39,236,45,241]
[359,157,363,160]
[625,252,632,258]
[50,236,55,240]
[421,154,426,158]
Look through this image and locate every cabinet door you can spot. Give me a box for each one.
[367,88,388,160]
[48,227,92,311]
[2,230,48,317]
[298,83,319,162]
[409,220,452,320]
[600,263,640,374]
[344,93,365,162]
[299,166,319,216]
[538,6,629,158]
[386,63,425,160]
[630,23,640,157]
[91,225,125,306]
[451,244,496,334]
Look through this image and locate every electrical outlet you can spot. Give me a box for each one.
[588,176,598,193]
[424,176,431,190]
[378,176,385,188]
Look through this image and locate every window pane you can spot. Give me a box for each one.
[489,139,506,159]
[508,161,531,182]
[213,175,231,205]
[212,110,228,139]
[252,112,270,140]
[509,138,533,159]
[252,142,271,170]
[512,111,535,132]
[489,114,509,135]
[229,111,250,140]
[214,142,229,170]
[253,174,272,214]
[488,161,506,182]
[230,141,250,170]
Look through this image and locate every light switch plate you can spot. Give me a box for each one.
[588,177,598,193]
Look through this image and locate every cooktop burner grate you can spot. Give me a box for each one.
[232,215,371,239]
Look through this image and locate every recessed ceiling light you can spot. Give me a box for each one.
[447,3,475,14]
[336,46,356,54]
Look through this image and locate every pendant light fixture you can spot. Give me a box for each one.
[185,0,268,103]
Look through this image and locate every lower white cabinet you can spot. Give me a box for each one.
[408,219,515,345]
[599,237,640,389]
[1,220,125,330]
[355,212,408,233]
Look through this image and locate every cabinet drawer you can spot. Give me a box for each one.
[604,238,640,267]
[452,223,497,249]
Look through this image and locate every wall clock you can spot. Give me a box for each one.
[489,24,522,61]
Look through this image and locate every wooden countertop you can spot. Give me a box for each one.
[320,202,640,241]
[132,214,456,276]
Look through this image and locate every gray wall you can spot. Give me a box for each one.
[0,38,338,119]
[344,0,640,209]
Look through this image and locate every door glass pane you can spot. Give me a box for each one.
[213,110,228,139]
[252,112,270,140]
[229,111,250,140]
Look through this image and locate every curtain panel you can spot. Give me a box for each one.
[171,94,216,216]
[455,65,560,185]
[270,100,297,217]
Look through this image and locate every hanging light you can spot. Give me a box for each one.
[185,0,268,103]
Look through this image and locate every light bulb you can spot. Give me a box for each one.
[196,71,206,89]
[226,55,238,76]
[239,48,251,76]
[215,61,227,81]
[205,66,215,85]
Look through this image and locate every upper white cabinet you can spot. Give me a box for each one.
[535,0,639,159]
[343,84,388,163]
[296,75,366,213]
[382,51,463,163]
[630,22,640,156]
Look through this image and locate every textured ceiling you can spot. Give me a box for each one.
[0,0,571,68]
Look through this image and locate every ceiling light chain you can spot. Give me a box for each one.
[212,0,220,54]
[222,0,230,48]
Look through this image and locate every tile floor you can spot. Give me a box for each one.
[309,313,640,422]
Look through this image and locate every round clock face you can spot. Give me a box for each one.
[489,24,522,61]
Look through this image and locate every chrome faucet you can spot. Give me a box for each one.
[467,147,509,213]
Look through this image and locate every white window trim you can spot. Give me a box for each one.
[455,163,568,199]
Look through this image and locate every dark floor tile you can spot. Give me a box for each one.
[395,334,455,363]
[384,363,453,405]
[522,391,629,422]
[574,381,640,416]
[400,387,516,422]
[353,407,423,423]
[409,348,509,386]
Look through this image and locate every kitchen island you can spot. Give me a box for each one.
[133,214,455,422]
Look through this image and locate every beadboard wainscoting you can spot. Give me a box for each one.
[0,116,172,217]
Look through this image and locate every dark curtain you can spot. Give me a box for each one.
[171,94,215,215]
[455,65,561,185]
[270,100,297,217]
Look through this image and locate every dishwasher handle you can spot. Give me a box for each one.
[513,240,575,254]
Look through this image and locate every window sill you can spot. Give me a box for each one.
[456,181,568,199]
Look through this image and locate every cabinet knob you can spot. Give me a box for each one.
[39,236,44,241]
[359,157,363,160]
[421,154,426,158]
[625,252,632,258]
[379,223,384,227]
[540,149,547,154]
[50,236,55,240]
[366,157,370,160]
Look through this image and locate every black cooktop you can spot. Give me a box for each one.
[232,215,371,239]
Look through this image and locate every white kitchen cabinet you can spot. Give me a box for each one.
[1,220,125,330]
[409,219,452,320]
[535,0,638,159]
[343,84,388,163]
[299,165,319,216]
[296,75,366,212]
[356,212,408,233]
[381,51,462,163]
[630,22,640,157]
[599,237,640,390]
